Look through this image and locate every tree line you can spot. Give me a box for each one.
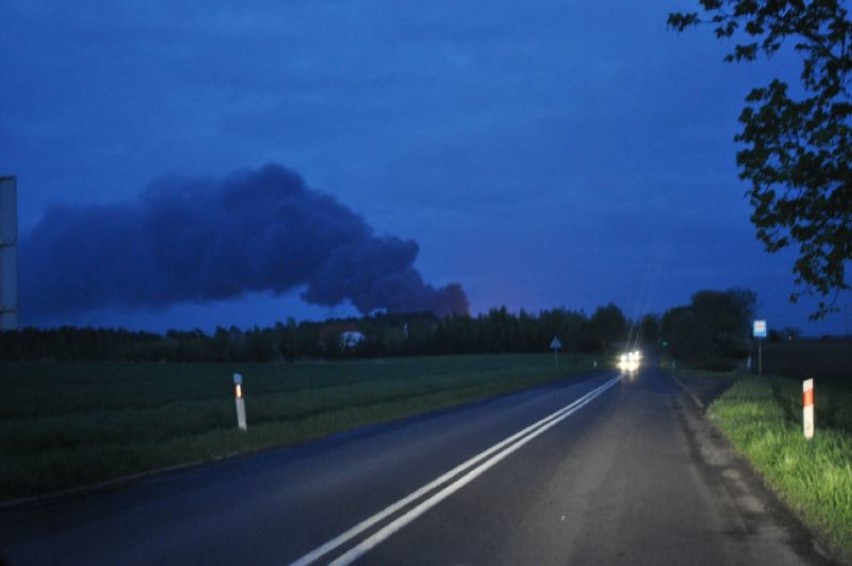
[1,288,766,368]
[0,303,640,362]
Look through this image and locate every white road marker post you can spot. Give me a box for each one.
[233,373,247,431]
[550,336,562,372]
[803,378,814,441]
[753,320,767,376]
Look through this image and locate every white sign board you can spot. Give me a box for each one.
[753,320,767,339]
[550,337,562,350]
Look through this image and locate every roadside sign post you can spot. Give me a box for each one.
[233,373,247,431]
[550,337,562,371]
[752,320,767,375]
[803,379,815,441]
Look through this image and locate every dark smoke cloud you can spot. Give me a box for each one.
[22,164,469,321]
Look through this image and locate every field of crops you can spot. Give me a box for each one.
[0,353,600,501]
[761,339,851,381]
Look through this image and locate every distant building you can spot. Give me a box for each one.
[340,329,366,349]
[319,322,366,350]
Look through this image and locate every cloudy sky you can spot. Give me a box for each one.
[1,0,847,335]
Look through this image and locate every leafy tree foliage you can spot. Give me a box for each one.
[585,303,629,352]
[661,288,756,369]
[669,0,851,317]
[637,314,660,344]
[769,325,803,341]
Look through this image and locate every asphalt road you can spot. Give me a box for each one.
[0,363,833,565]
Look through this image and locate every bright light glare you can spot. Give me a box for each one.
[617,350,641,372]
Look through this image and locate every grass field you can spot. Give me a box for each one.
[709,376,852,563]
[0,353,600,502]
[676,339,852,563]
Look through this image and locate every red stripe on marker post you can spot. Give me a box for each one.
[802,387,813,408]
[803,378,814,440]
[233,373,247,431]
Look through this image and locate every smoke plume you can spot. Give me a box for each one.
[22,164,469,320]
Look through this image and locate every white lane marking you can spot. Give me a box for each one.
[290,376,620,566]
[328,376,619,565]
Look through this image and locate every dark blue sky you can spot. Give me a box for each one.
[1,1,847,335]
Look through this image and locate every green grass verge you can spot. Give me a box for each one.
[672,367,742,381]
[0,353,600,501]
[708,375,852,562]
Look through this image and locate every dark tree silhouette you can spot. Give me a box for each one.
[669,0,851,317]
